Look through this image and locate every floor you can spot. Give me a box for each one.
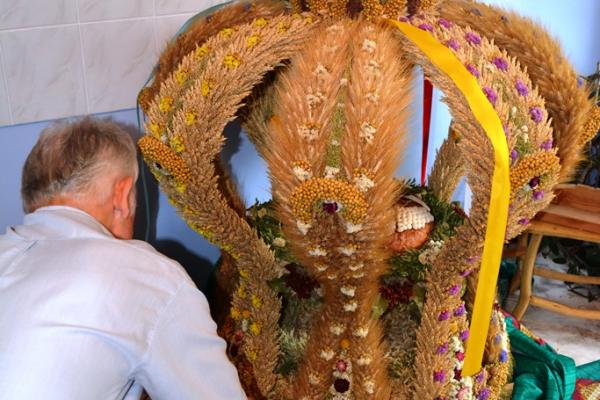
[505,256,600,366]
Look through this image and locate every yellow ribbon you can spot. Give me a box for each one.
[390,20,510,376]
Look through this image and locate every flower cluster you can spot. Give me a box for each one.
[290,178,368,225]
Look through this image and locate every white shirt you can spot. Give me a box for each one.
[0,206,246,400]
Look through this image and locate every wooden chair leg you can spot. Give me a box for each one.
[512,233,543,320]
[508,233,529,295]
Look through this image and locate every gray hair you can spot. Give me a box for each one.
[21,116,139,213]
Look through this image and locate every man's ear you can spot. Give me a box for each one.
[112,175,135,219]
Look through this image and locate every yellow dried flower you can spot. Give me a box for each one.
[192,224,214,240]
[250,322,261,336]
[184,111,197,126]
[170,135,185,152]
[253,17,268,27]
[175,182,186,194]
[237,284,247,299]
[242,309,251,319]
[278,22,288,32]
[230,308,241,320]
[200,79,213,97]
[581,106,600,144]
[223,54,241,69]
[149,122,161,137]
[246,349,257,360]
[138,135,190,183]
[194,44,209,59]
[239,269,249,279]
[220,28,234,37]
[251,295,262,309]
[175,68,188,85]
[246,35,260,48]
[290,177,368,224]
[159,97,173,112]
[510,150,560,195]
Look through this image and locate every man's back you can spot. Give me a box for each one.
[0,206,246,399]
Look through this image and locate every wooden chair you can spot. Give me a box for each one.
[510,184,600,320]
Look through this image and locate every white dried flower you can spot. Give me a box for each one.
[324,166,340,178]
[293,165,312,181]
[340,78,348,86]
[330,324,345,335]
[272,237,286,247]
[327,274,337,280]
[362,39,376,53]
[341,286,356,297]
[308,245,327,257]
[345,221,363,233]
[352,272,365,279]
[320,349,334,360]
[366,92,379,104]
[364,380,375,394]
[309,373,320,385]
[297,220,312,235]
[344,301,358,312]
[360,122,376,144]
[298,124,319,141]
[353,326,369,337]
[331,138,340,146]
[357,355,372,365]
[314,63,329,77]
[353,173,375,193]
[315,263,328,272]
[337,245,357,256]
[365,60,381,75]
[349,263,363,271]
[307,92,325,108]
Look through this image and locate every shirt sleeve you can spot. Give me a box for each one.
[134,282,247,400]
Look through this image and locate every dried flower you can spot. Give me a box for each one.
[438,18,453,29]
[529,107,544,123]
[449,284,461,296]
[446,39,460,50]
[466,63,480,78]
[439,311,451,321]
[465,31,481,45]
[533,190,544,200]
[460,330,470,341]
[515,78,529,96]
[437,342,449,354]
[540,139,553,150]
[434,370,446,383]
[492,57,509,71]
[483,87,498,105]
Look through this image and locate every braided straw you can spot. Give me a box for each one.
[392,13,556,398]
[266,20,411,399]
[440,0,594,183]
[141,14,318,396]
[427,130,464,203]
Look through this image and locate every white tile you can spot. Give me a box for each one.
[81,19,156,113]
[0,26,86,124]
[155,14,195,53]
[78,0,154,23]
[0,0,77,30]
[155,0,222,16]
[0,48,11,126]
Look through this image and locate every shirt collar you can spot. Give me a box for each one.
[11,206,114,240]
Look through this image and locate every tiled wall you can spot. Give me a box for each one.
[0,0,226,126]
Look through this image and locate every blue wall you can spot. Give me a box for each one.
[1,0,598,286]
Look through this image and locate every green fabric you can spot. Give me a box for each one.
[576,359,600,381]
[507,317,576,399]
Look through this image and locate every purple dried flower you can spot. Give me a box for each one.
[418,23,434,32]
[510,149,519,162]
[577,77,584,87]
[515,78,529,96]
[433,370,446,383]
[477,388,491,400]
[530,107,544,123]
[460,269,473,278]
[437,342,449,354]
[518,217,530,225]
[454,304,466,317]
[533,190,544,200]
[460,330,470,341]
[398,16,409,22]
[483,87,498,106]
[529,176,541,188]
[449,284,461,296]
[476,371,485,383]
[503,124,510,139]
[466,63,480,77]
[493,57,509,71]
[467,255,479,264]
[322,201,339,214]
[438,311,451,321]
[495,334,502,344]
[446,38,460,51]
[438,18,453,29]
[540,139,553,150]
[500,350,508,363]
[465,31,481,45]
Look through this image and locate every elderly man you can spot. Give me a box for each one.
[0,117,246,399]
